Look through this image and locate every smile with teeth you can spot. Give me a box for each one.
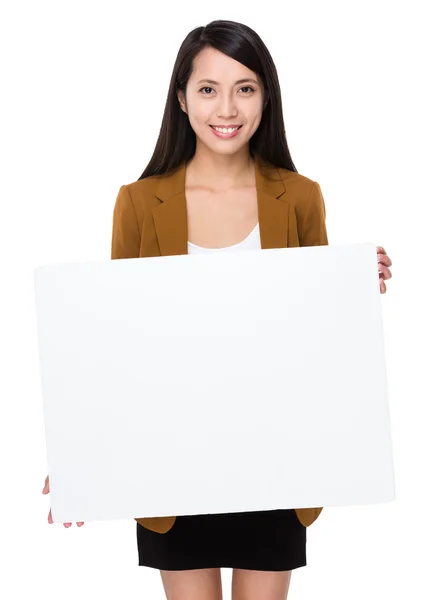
[211,125,241,133]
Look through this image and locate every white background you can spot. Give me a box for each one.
[1,1,440,599]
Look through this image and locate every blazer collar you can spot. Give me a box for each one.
[151,154,289,255]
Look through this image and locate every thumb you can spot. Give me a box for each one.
[42,475,50,494]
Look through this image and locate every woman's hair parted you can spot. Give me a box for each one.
[137,19,298,181]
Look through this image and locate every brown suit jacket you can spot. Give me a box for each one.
[111,154,329,533]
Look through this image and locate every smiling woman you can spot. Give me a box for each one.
[111,16,327,600]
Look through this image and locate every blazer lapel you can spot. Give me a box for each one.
[152,155,290,255]
[255,158,290,249]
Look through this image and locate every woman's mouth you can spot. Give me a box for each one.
[209,125,243,139]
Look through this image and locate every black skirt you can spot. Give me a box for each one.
[137,508,307,571]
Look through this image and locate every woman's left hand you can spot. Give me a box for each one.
[377,246,393,294]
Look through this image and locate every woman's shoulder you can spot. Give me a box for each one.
[274,166,323,207]
[123,173,162,195]
[118,173,164,212]
[276,165,318,190]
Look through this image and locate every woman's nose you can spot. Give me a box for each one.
[216,95,238,118]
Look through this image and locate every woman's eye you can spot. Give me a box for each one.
[199,86,255,95]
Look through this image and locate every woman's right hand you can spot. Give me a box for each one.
[42,475,84,527]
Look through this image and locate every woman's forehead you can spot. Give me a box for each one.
[190,48,259,84]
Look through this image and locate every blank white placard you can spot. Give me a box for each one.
[34,242,395,524]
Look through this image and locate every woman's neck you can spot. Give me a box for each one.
[185,150,255,190]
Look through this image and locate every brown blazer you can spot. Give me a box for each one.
[111,154,329,533]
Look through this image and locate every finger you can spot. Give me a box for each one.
[378,263,392,279]
[376,246,386,254]
[77,522,84,527]
[377,253,392,267]
[379,277,387,293]
[42,475,49,494]
[64,522,72,528]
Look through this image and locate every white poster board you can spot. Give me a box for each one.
[34,243,395,524]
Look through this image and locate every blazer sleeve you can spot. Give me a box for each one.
[296,181,329,247]
[111,185,141,259]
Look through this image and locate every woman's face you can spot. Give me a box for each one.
[178,47,265,156]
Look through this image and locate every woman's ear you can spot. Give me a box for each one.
[177,91,187,114]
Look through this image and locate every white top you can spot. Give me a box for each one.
[187,223,261,253]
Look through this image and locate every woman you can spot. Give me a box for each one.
[44,18,393,600]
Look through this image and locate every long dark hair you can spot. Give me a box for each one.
[138,19,297,181]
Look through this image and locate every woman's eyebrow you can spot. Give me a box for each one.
[196,78,259,85]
